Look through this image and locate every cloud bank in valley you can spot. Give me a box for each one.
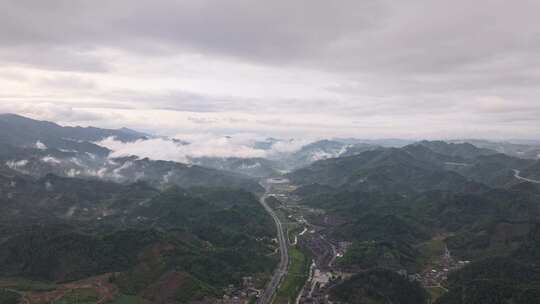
[97,135,311,163]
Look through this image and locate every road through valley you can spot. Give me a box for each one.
[257,183,289,304]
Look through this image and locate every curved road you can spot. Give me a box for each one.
[513,169,540,184]
[258,187,289,304]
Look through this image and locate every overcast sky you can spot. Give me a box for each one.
[1,0,539,140]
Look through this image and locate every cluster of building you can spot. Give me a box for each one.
[219,276,261,304]
[263,177,350,304]
[399,246,470,289]
[297,265,339,304]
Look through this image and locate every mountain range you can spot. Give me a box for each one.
[1,113,540,304]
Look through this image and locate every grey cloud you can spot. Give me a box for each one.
[1,0,539,77]
[0,0,539,139]
[0,0,381,68]
[0,46,110,72]
[0,102,106,123]
[2,0,539,95]
[39,75,97,90]
[97,89,260,113]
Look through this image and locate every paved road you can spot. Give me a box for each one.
[513,169,540,184]
[258,185,289,304]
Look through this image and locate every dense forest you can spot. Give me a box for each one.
[0,178,277,302]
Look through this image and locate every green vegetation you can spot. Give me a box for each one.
[522,160,540,180]
[54,288,99,304]
[0,227,165,281]
[0,186,277,303]
[340,240,419,272]
[288,142,540,302]
[436,257,540,303]
[418,239,446,259]
[273,247,310,304]
[4,127,540,304]
[432,225,540,303]
[428,287,447,303]
[297,185,540,268]
[0,278,57,292]
[0,289,20,304]
[287,225,303,244]
[109,294,145,304]
[416,238,447,268]
[331,269,429,304]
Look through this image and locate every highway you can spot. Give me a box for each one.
[258,182,289,304]
[513,169,540,184]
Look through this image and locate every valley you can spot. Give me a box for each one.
[257,180,289,304]
[1,115,540,304]
[3,2,540,303]
[513,169,540,184]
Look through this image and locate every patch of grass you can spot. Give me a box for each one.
[254,272,273,290]
[428,286,447,302]
[0,278,57,292]
[416,239,446,268]
[0,289,21,304]
[273,247,310,304]
[287,225,302,244]
[54,288,99,304]
[109,294,146,304]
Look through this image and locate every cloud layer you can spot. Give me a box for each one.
[1,0,539,139]
[97,135,310,163]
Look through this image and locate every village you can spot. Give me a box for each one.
[262,178,471,304]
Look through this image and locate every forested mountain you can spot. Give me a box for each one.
[0,115,263,193]
[281,139,380,169]
[190,157,282,178]
[0,115,277,302]
[330,269,429,304]
[0,167,276,302]
[452,139,540,160]
[416,140,496,159]
[2,114,540,304]
[288,142,538,191]
[288,145,484,193]
[521,160,540,180]
[437,226,540,304]
[288,140,540,303]
[0,114,146,152]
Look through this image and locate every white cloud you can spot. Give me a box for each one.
[0,101,106,124]
[269,139,312,154]
[310,145,350,161]
[66,168,81,177]
[6,160,29,170]
[35,141,47,150]
[96,135,311,163]
[97,136,266,162]
[41,156,61,164]
[1,1,539,140]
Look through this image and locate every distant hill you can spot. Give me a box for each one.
[288,141,537,191]
[330,269,429,304]
[451,139,540,160]
[280,139,380,169]
[0,171,276,302]
[521,160,540,180]
[0,114,263,192]
[415,140,496,159]
[289,140,540,284]
[190,156,283,178]
[437,225,540,304]
[0,113,147,152]
[287,145,484,193]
